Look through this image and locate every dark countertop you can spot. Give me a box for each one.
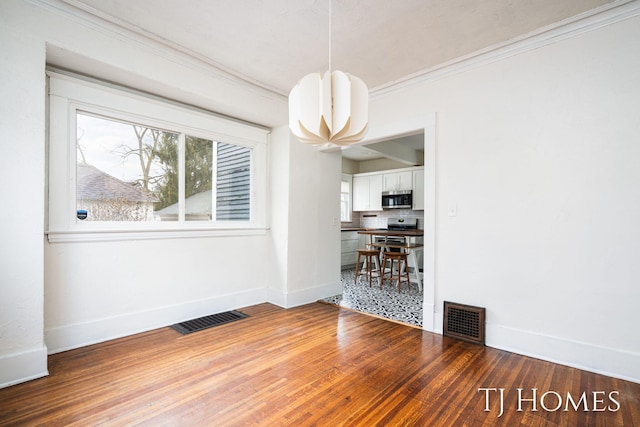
[342,228,424,237]
[357,229,424,237]
[341,227,394,232]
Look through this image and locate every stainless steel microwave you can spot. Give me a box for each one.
[382,190,412,209]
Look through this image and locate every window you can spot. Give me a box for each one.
[215,142,251,221]
[47,70,268,242]
[76,112,178,222]
[340,174,352,222]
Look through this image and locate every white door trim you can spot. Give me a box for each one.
[352,113,437,331]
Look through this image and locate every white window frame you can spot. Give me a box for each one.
[340,174,352,222]
[46,70,269,243]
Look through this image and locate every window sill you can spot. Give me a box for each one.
[46,227,268,243]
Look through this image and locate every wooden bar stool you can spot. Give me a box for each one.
[382,251,411,292]
[355,249,381,287]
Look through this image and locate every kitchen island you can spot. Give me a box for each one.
[357,229,424,290]
[356,229,424,239]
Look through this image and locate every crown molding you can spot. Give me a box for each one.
[27,0,640,104]
[370,0,640,98]
[28,0,288,100]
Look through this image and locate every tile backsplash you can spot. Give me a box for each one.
[344,210,424,229]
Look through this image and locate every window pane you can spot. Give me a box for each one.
[76,112,178,222]
[185,136,214,221]
[216,142,251,221]
[340,194,349,221]
[340,178,351,222]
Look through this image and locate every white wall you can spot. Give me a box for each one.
[358,158,412,173]
[285,131,342,305]
[43,236,272,353]
[267,126,291,304]
[368,13,640,382]
[269,126,342,307]
[0,6,48,386]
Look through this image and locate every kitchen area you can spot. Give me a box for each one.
[322,133,425,327]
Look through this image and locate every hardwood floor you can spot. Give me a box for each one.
[1,303,638,426]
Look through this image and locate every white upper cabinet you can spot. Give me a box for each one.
[369,175,383,210]
[382,171,413,192]
[352,174,383,211]
[352,175,369,211]
[352,167,424,211]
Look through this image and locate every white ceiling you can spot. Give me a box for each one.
[342,133,425,162]
[64,0,619,96]
[57,0,624,161]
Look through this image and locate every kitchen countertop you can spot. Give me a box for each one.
[341,227,376,232]
[357,229,424,237]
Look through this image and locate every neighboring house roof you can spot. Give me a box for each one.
[77,163,159,203]
[156,190,211,216]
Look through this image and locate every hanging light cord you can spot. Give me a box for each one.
[328,0,332,73]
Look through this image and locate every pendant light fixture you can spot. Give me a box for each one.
[288,0,368,145]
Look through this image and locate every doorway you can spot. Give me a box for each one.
[336,113,436,331]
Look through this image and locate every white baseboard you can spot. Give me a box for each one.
[429,310,638,383]
[45,287,267,354]
[422,302,436,332]
[0,346,49,389]
[488,324,640,384]
[267,280,342,309]
[45,279,342,355]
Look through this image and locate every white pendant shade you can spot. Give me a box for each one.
[288,70,368,145]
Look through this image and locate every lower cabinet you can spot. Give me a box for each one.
[341,231,366,269]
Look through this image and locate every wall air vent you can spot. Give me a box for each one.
[443,301,486,345]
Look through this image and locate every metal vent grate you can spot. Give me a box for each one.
[443,301,485,345]
[171,310,248,335]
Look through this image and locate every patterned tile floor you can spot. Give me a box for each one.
[321,268,423,327]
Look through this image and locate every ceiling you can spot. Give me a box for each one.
[57,0,623,161]
[64,0,619,96]
[342,133,425,162]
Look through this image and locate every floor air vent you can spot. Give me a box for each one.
[172,310,248,335]
[443,301,485,345]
